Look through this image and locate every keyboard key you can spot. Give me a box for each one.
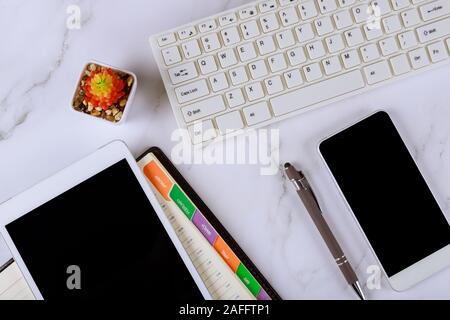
[268,53,288,72]
[298,1,319,20]
[221,27,241,46]
[182,40,202,59]
[239,7,257,20]
[338,0,356,7]
[352,4,369,23]
[287,47,307,65]
[419,0,449,21]
[408,47,430,68]
[264,76,284,94]
[284,69,304,88]
[188,120,217,143]
[275,30,296,49]
[243,102,272,126]
[333,10,354,29]
[168,62,198,84]
[279,7,300,26]
[245,82,265,101]
[229,66,249,86]
[209,72,230,92]
[318,0,338,14]
[401,9,421,27]
[198,20,217,33]
[371,0,392,15]
[201,34,222,52]
[306,40,326,59]
[157,33,176,47]
[270,70,365,116]
[218,48,238,68]
[219,13,237,26]
[398,31,418,49]
[249,60,269,79]
[344,27,365,46]
[341,50,361,68]
[237,42,258,62]
[383,15,402,34]
[303,63,323,81]
[314,16,335,36]
[322,55,343,75]
[416,18,450,43]
[260,13,280,33]
[325,34,345,53]
[182,96,226,122]
[379,37,400,55]
[391,0,410,10]
[162,46,182,66]
[215,111,245,134]
[226,89,246,108]
[259,0,278,13]
[256,36,277,55]
[175,79,210,104]
[279,0,297,6]
[241,20,261,40]
[427,41,448,62]
[178,26,197,40]
[198,56,218,75]
[295,23,315,43]
[363,60,392,84]
[360,43,380,62]
[390,54,411,74]
[363,24,383,40]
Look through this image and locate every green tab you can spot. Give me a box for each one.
[169,184,196,220]
[236,264,261,296]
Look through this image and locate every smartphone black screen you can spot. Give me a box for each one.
[320,112,450,277]
[6,159,203,300]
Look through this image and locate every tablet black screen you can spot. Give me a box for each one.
[6,159,203,300]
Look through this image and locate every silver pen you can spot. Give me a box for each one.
[284,163,366,300]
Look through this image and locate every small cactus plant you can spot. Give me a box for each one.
[83,67,126,111]
[72,63,135,123]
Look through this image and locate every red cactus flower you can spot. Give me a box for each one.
[83,68,125,110]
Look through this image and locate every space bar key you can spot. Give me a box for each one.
[270,70,365,117]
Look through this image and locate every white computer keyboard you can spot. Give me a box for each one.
[150,0,450,143]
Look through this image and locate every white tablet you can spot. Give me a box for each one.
[0,140,211,300]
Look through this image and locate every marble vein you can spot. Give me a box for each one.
[0,1,94,142]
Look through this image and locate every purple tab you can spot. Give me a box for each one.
[192,210,218,245]
[257,288,271,300]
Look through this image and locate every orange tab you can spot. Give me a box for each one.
[213,237,240,272]
[143,160,173,201]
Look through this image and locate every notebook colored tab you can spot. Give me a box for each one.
[137,147,281,300]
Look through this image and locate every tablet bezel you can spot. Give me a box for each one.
[318,111,450,292]
[0,140,211,299]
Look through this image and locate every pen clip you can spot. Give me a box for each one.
[284,164,322,212]
[297,172,321,211]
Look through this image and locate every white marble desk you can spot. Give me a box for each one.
[0,0,449,299]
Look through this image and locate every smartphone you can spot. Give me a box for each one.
[319,111,450,291]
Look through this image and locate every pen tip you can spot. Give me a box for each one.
[352,282,367,301]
